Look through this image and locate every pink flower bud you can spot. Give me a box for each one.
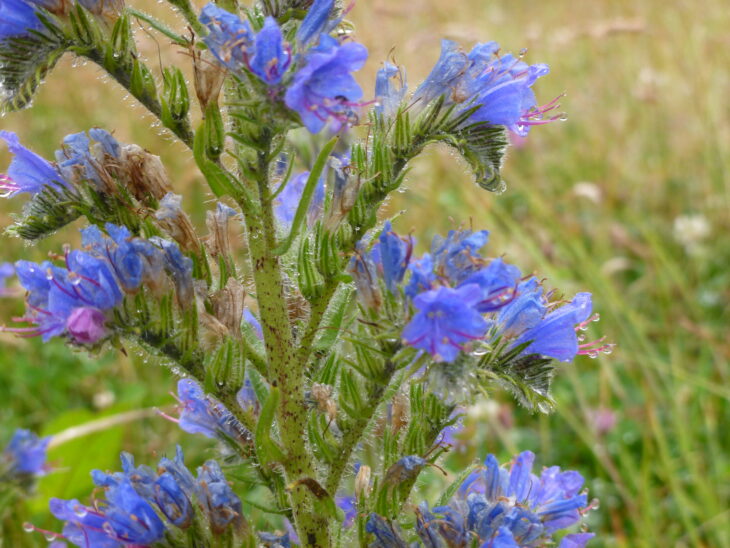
[66,307,107,344]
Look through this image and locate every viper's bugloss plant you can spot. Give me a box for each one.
[0,0,612,546]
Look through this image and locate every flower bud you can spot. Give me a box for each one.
[155,193,200,253]
[204,203,238,262]
[118,144,173,202]
[355,465,371,499]
[31,0,73,16]
[390,392,409,434]
[66,306,107,344]
[193,50,226,112]
[212,278,245,336]
[78,0,124,21]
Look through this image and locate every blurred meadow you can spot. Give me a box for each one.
[1,0,729,546]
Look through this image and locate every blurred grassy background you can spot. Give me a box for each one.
[1,0,729,546]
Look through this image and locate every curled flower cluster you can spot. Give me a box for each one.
[47,447,243,546]
[199,1,367,133]
[1,428,50,479]
[351,225,610,365]
[367,451,594,548]
[410,40,560,136]
[2,223,191,344]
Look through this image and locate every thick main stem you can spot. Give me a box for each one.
[235,135,331,547]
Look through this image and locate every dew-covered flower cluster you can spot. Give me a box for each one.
[45,448,244,547]
[350,224,611,365]
[367,451,595,548]
[200,0,367,133]
[2,223,190,344]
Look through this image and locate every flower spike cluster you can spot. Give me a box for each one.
[200,2,367,133]
[366,451,595,547]
[351,224,607,366]
[47,448,244,547]
[413,40,559,136]
[3,223,190,344]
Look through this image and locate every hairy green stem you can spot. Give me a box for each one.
[81,47,194,148]
[325,360,398,494]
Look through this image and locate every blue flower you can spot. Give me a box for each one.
[200,4,291,86]
[0,261,14,295]
[375,61,407,118]
[0,0,43,42]
[51,128,121,192]
[236,374,259,414]
[150,236,194,305]
[384,455,428,484]
[347,241,382,310]
[0,130,67,197]
[173,379,250,445]
[284,34,368,133]
[374,221,413,294]
[415,451,594,547]
[404,253,436,299]
[2,428,50,475]
[243,307,263,339]
[196,459,244,534]
[365,513,408,548]
[200,3,255,74]
[250,17,291,85]
[336,494,357,529]
[431,229,490,284]
[274,171,325,227]
[50,447,242,545]
[402,284,488,362]
[497,287,596,362]
[297,0,335,45]
[50,479,166,546]
[458,258,521,313]
[154,472,193,528]
[413,39,556,136]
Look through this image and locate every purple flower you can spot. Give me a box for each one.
[0,0,43,42]
[65,306,107,344]
[414,39,556,136]
[402,284,488,362]
[0,130,67,197]
[2,428,50,475]
[0,262,14,295]
[243,307,263,339]
[365,513,408,548]
[284,34,368,133]
[250,17,291,85]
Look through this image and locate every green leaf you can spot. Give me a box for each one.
[193,125,238,198]
[272,136,339,255]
